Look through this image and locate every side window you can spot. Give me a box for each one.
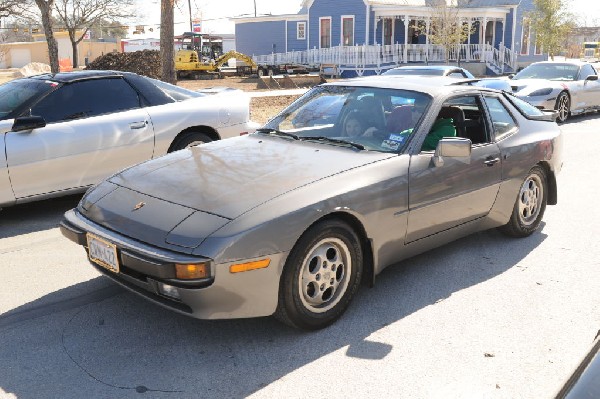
[483,96,517,140]
[447,72,466,78]
[421,95,490,152]
[31,78,140,123]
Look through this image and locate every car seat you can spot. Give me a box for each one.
[386,105,413,133]
[438,106,466,137]
[357,96,386,130]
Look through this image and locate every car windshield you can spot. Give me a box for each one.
[513,63,580,81]
[0,78,57,120]
[147,77,205,101]
[384,69,444,76]
[261,85,432,153]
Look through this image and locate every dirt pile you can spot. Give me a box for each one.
[86,50,161,79]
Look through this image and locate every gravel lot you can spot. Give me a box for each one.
[178,77,307,124]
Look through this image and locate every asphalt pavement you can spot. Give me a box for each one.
[0,113,599,399]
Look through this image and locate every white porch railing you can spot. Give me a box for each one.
[253,43,518,75]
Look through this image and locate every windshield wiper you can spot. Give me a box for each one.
[300,136,365,150]
[255,128,299,140]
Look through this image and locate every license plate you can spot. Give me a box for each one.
[87,233,119,273]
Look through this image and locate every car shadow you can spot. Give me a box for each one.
[0,194,81,239]
[0,226,547,398]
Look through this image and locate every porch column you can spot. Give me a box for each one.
[365,3,370,44]
[467,19,472,61]
[425,18,431,63]
[501,16,507,73]
[482,16,488,63]
[374,17,378,45]
[502,17,506,48]
[403,14,409,64]
[483,17,488,46]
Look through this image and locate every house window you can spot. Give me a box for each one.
[320,17,331,48]
[297,22,306,40]
[342,16,354,46]
[521,19,530,55]
[383,18,393,45]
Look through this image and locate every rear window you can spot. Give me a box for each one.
[504,93,546,118]
[148,78,205,101]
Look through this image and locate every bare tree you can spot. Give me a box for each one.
[89,19,128,40]
[160,0,176,84]
[418,0,473,63]
[0,0,27,17]
[527,0,575,60]
[53,0,134,68]
[33,0,60,73]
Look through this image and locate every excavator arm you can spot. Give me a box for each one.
[214,50,257,68]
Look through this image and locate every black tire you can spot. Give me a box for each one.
[499,166,547,238]
[275,219,363,330]
[257,67,265,77]
[169,132,212,152]
[267,68,274,77]
[555,92,570,123]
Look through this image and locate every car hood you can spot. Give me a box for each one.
[510,78,565,94]
[81,135,393,250]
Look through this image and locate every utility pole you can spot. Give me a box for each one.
[254,0,257,17]
[188,0,192,32]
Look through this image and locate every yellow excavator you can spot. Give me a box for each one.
[175,48,257,79]
[174,32,258,79]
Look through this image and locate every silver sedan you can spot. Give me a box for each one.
[61,76,563,330]
[508,61,600,123]
[0,70,256,208]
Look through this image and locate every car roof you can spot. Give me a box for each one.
[322,75,498,96]
[391,65,463,71]
[529,60,589,67]
[27,70,128,83]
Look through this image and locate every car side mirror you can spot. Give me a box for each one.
[433,137,472,167]
[11,115,46,132]
[585,75,599,81]
[508,74,515,79]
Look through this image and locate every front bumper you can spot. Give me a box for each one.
[61,209,286,319]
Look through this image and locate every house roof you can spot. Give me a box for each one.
[459,0,520,6]
[301,0,520,7]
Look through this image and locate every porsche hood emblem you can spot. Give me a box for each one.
[132,201,146,211]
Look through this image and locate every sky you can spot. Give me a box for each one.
[129,0,600,39]
[130,0,303,37]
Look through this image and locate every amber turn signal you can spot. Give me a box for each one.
[229,259,270,273]
[175,262,210,279]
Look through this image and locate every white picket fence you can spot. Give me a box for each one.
[253,43,517,76]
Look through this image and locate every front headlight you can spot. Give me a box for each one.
[528,88,553,97]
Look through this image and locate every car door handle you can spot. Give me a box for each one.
[129,121,147,129]
[484,157,500,166]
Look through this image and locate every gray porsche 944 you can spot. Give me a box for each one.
[61,76,563,330]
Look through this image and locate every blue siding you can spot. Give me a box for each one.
[470,21,480,44]
[514,0,546,63]
[494,21,504,48]
[235,21,286,56]
[287,20,309,51]
[308,0,368,48]
[395,19,405,44]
